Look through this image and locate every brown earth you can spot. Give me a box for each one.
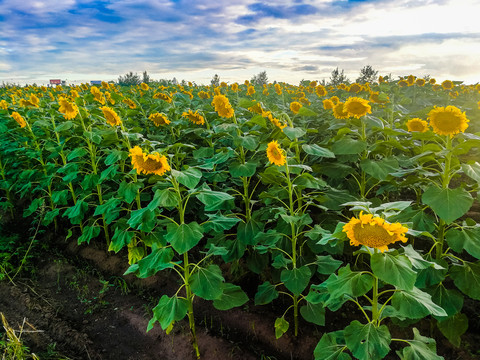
[1,231,480,360]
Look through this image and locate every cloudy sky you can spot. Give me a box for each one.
[1,0,480,85]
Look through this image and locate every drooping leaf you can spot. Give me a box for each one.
[171,168,202,189]
[396,328,444,360]
[213,283,249,310]
[371,252,416,291]
[254,281,279,305]
[274,317,289,339]
[314,331,351,360]
[190,264,224,300]
[449,262,480,300]
[148,295,188,331]
[300,301,325,326]
[344,321,391,360]
[164,222,203,254]
[436,313,468,348]
[446,227,480,260]
[391,287,447,319]
[280,266,312,296]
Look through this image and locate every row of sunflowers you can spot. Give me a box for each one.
[0,75,479,359]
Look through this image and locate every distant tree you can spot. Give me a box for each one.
[211,74,220,87]
[251,71,268,86]
[142,71,151,84]
[299,79,311,87]
[356,65,378,84]
[329,67,349,86]
[118,71,141,86]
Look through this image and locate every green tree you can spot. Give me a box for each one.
[118,72,141,86]
[329,67,349,86]
[251,71,268,86]
[211,74,220,87]
[356,65,378,84]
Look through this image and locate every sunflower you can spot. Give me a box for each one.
[348,83,363,93]
[247,86,256,96]
[415,78,426,87]
[407,75,416,86]
[398,80,408,87]
[149,112,170,126]
[11,111,27,128]
[248,102,263,114]
[266,140,286,166]
[211,94,234,118]
[323,99,334,110]
[182,110,205,125]
[153,92,173,103]
[441,80,454,90]
[274,83,282,95]
[140,83,149,91]
[429,78,436,84]
[427,105,469,136]
[315,85,327,97]
[378,76,385,83]
[105,92,115,105]
[129,146,171,176]
[329,96,340,105]
[298,97,311,105]
[343,212,408,253]
[58,98,79,120]
[344,97,371,118]
[332,102,349,119]
[369,91,388,104]
[231,83,239,92]
[122,98,137,109]
[290,101,302,114]
[0,100,7,110]
[406,118,429,133]
[101,106,122,127]
[198,91,210,99]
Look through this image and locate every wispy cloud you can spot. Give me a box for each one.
[1,0,480,84]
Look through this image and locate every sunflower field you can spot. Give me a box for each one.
[0,75,480,359]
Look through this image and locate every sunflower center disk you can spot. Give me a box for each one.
[353,223,393,248]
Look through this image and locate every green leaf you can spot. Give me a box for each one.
[99,164,118,182]
[190,264,224,300]
[344,321,391,360]
[392,287,447,319]
[302,144,336,158]
[449,262,480,300]
[429,285,463,319]
[118,181,142,204]
[196,190,234,211]
[67,148,88,161]
[147,188,178,210]
[130,246,174,278]
[300,301,325,326]
[396,328,444,360]
[274,317,289,339]
[437,313,468,348]
[461,162,480,183]
[421,185,473,224]
[104,149,128,165]
[446,227,480,259]
[360,158,399,181]
[280,266,312,295]
[63,199,88,224]
[316,255,343,275]
[403,245,445,271]
[371,252,416,291]
[148,295,188,331]
[237,219,262,246]
[171,168,202,189]
[77,225,101,245]
[203,212,240,233]
[127,208,157,232]
[254,281,279,305]
[55,121,74,132]
[314,331,351,360]
[229,161,257,177]
[94,197,121,224]
[213,283,249,310]
[325,265,373,303]
[193,147,215,159]
[164,222,203,254]
[24,198,44,217]
[297,106,317,116]
[283,126,306,140]
[331,138,367,155]
[109,227,135,253]
[52,190,69,206]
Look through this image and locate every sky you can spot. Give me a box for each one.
[1,0,480,86]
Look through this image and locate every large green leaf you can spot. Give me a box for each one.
[429,284,463,319]
[314,331,351,360]
[196,190,234,211]
[254,281,279,305]
[461,162,480,183]
[127,207,157,232]
[449,262,480,300]
[421,185,473,224]
[280,266,312,296]
[437,313,468,348]
[93,197,121,224]
[125,246,174,278]
[164,222,203,254]
[325,265,373,304]
[229,161,257,177]
[77,225,101,245]
[371,252,416,291]
[396,328,444,360]
[213,283,248,310]
[148,295,188,331]
[109,227,135,253]
[331,138,367,155]
[316,255,343,275]
[237,219,262,246]
[344,321,391,360]
[190,264,224,300]
[283,126,306,140]
[302,144,335,158]
[391,287,447,319]
[446,227,480,259]
[118,181,142,204]
[360,158,399,181]
[300,301,325,326]
[171,168,202,189]
[203,212,240,233]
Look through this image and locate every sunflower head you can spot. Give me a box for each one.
[407,75,416,86]
[398,80,408,88]
[11,111,27,128]
[247,86,256,96]
[231,83,239,92]
[153,92,172,103]
[441,80,454,90]
[290,101,302,114]
[0,100,8,110]
[266,140,286,166]
[344,97,371,119]
[149,112,170,127]
[427,105,469,136]
[182,110,205,125]
[415,78,426,87]
[101,106,122,127]
[369,91,389,104]
[406,118,429,133]
[323,99,334,110]
[198,91,210,99]
[274,83,282,95]
[315,85,327,97]
[348,83,363,93]
[129,146,171,176]
[429,78,436,85]
[122,98,137,109]
[58,98,79,120]
[211,94,234,118]
[343,212,408,253]
[332,102,349,119]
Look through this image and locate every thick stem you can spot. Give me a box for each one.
[293,294,299,337]
[184,251,200,359]
[371,274,379,326]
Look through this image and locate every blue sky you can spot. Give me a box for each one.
[1,0,480,85]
